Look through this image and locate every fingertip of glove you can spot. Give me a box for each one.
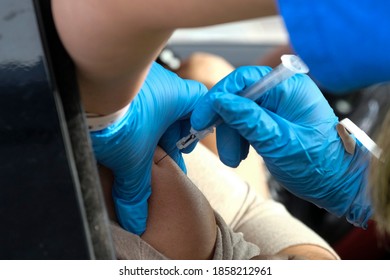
[190,114,204,131]
[112,190,150,235]
[220,154,240,168]
[117,213,147,236]
[181,140,198,154]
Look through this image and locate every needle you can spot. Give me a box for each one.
[157,54,309,163]
[156,133,198,163]
[175,54,310,151]
[155,146,177,164]
[155,152,170,164]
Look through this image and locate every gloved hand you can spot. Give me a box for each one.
[91,62,207,235]
[191,66,372,227]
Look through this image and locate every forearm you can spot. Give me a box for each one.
[277,244,337,260]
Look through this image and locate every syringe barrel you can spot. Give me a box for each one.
[241,54,309,101]
[176,55,309,150]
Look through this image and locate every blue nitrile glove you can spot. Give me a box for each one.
[90,62,207,235]
[191,66,372,228]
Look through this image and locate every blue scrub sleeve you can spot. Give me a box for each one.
[277,0,390,94]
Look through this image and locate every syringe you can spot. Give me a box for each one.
[176,54,309,150]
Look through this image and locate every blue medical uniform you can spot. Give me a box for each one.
[277,0,390,93]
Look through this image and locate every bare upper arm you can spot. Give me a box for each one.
[52,0,276,114]
[98,147,217,260]
[52,0,172,114]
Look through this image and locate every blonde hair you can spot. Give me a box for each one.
[370,110,390,234]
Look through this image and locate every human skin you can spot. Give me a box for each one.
[99,146,217,260]
[51,0,272,258]
[99,147,336,260]
[176,52,236,90]
[53,1,337,259]
[52,0,277,115]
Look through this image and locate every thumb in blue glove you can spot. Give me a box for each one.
[191,66,372,228]
[91,62,207,235]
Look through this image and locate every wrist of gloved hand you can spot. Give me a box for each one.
[329,138,372,228]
